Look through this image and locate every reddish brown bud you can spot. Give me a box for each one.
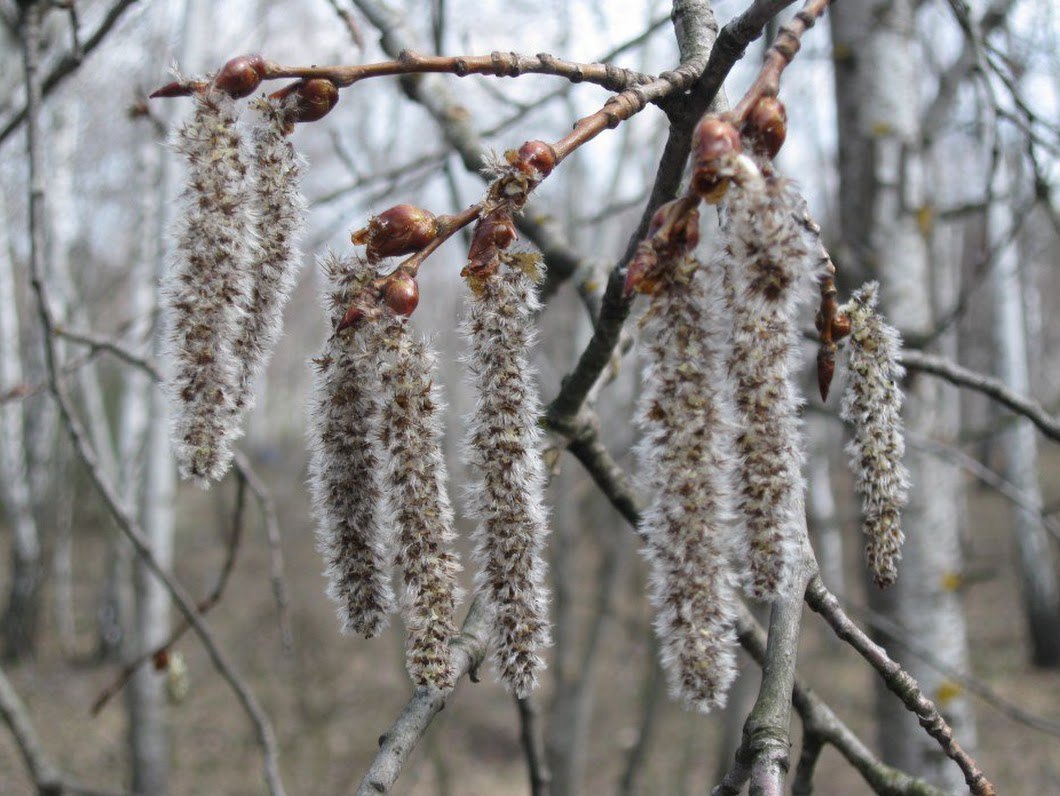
[272,79,340,123]
[152,648,171,671]
[464,211,517,279]
[382,271,420,317]
[149,80,198,99]
[213,54,267,99]
[691,117,742,203]
[742,97,787,159]
[623,243,659,298]
[352,205,439,263]
[512,140,557,178]
[817,345,836,401]
[832,314,852,340]
[336,303,364,333]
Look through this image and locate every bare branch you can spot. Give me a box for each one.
[805,576,996,796]
[355,594,490,794]
[900,349,1060,444]
[516,695,552,796]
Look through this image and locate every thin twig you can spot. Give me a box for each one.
[90,471,250,715]
[900,348,1060,444]
[516,695,552,796]
[18,7,285,792]
[805,576,996,796]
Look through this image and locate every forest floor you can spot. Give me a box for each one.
[2,438,1060,795]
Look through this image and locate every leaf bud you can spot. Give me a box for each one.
[742,97,787,159]
[382,270,420,317]
[690,117,742,204]
[352,204,439,263]
[272,79,340,123]
[464,211,517,279]
[213,54,268,98]
[510,140,558,178]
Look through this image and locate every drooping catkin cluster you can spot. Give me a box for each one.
[165,91,306,485]
[462,253,550,698]
[307,254,394,638]
[721,172,818,599]
[165,89,254,484]
[232,96,307,412]
[635,255,740,713]
[376,317,462,689]
[839,282,909,588]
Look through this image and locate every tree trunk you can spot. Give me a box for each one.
[831,1,977,788]
[0,192,43,661]
[988,156,1060,667]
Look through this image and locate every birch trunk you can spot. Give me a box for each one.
[831,1,977,788]
[988,157,1060,667]
[0,192,43,661]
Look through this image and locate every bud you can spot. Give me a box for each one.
[214,54,268,99]
[272,79,340,124]
[510,140,558,178]
[622,243,658,297]
[464,211,517,280]
[691,117,742,203]
[352,204,439,263]
[382,270,419,317]
[742,97,787,159]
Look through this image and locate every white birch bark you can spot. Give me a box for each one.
[831,1,977,788]
[988,156,1060,666]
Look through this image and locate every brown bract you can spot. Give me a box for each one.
[353,204,439,263]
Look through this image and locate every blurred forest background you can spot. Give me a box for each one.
[1,0,1059,793]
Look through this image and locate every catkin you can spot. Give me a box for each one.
[636,255,740,712]
[307,254,394,637]
[462,253,550,698]
[377,317,462,689]
[233,96,307,414]
[164,89,254,485]
[722,173,818,599]
[840,282,909,587]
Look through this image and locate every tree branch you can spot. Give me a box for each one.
[900,349,1060,444]
[355,593,491,794]
[805,576,996,796]
[516,695,552,796]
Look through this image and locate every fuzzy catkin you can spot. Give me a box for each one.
[840,282,909,587]
[462,255,550,698]
[377,317,462,689]
[164,89,254,485]
[233,96,307,414]
[307,254,394,637]
[722,174,817,600]
[636,256,740,713]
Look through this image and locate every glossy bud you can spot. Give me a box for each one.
[514,140,557,178]
[292,79,340,123]
[214,54,267,99]
[464,211,517,279]
[622,244,658,298]
[352,205,439,263]
[690,117,742,203]
[382,271,420,317]
[742,97,787,159]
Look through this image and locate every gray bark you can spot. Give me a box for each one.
[831,1,977,789]
[988,156,1060,667]
[0,191,43,661]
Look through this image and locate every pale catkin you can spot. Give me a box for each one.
[636,256,741,713]
[839,282,910,588]
[722,173,818,600]
[307,254,394,637]
[164,89,254,485]
[462,254,550,698]
[377,317,463,689]
[233,96,307,414]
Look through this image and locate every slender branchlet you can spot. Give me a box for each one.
[462,252,551,698]
[636,254,741,712]
[164,89,254,485]
[722,171,819,600]
[233,96,307,414]
[839,282,910,588]
[377,316,463,689]
[307,253,394,637]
